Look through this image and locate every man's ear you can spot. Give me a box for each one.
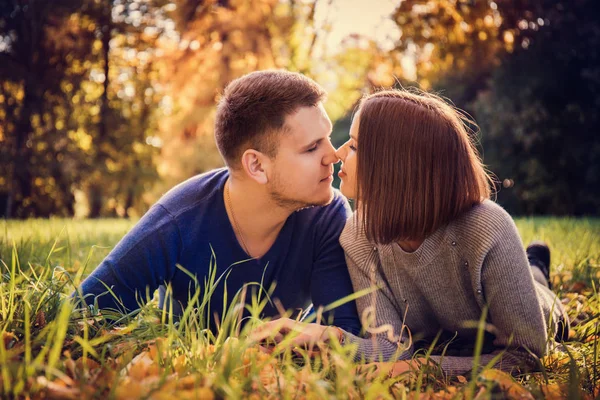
[240,149,270,184]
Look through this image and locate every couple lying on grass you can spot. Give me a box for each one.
[74,70,569,378]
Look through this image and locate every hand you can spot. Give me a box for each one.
[249,318,341,354]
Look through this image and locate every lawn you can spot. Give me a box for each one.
[0,218,599,399]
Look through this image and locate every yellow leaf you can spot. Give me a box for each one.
[125,351,156,380]
[36,376,79,400]
[114,378,148,400]
[177,387,214,400]
[2,332,18,348]
[478,369,533,399]
[540,384,567,400]
[173,353,187,374]
[176,375,199,390]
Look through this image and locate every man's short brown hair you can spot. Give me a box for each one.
[215,70,327,167]
[356,89,492,244]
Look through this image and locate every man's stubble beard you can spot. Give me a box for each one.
[268,172,333,211]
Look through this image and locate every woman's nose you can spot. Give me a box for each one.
[335,146,345,161]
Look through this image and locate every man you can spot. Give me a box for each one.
[75,70,361,334]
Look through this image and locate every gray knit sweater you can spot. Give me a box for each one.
[339,200,566,376]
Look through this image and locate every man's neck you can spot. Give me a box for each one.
[224,176,291,258]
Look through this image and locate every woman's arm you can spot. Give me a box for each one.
[479,212,549,368]
[341,253,414,362]
[249,252,413,362]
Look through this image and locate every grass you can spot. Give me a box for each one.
[0,217,599,399]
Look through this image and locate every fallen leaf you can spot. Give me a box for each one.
[543,351,570,367]
[2,331,18,348]
[540,383,567,400]
[570,281,587,293]
[172,353,187,374]
[35,311,46,329]
[584,335,599,343]
[259,364,279,387]
[176,375,200,390]
[114,378,148,400]
[36,376,79,400]
[169,387,214,400]
[478,369,533,399]
[196,344,216,360]
[148,338,169,361]
[124,351,158,380]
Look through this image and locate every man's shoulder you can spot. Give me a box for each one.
[157,168,227,217]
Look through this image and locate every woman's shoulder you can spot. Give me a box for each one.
[456,199,514,230]
[449,199,519,248]
[339,214,376,264]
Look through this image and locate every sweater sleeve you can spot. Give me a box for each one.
[72,204,182,313]
[309,193,362,335]
[428,350,525,376]
[479,210,548,369]
[341,251,414,362]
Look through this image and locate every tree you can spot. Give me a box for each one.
[387,0,599,215]
[81,0,166,218]
[473,0,600,215]
[391,0,505,100]
[0,0,94,217]
[0,0,167,218]
[389,0,553,104]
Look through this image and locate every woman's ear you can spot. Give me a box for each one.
[240,149,269,184]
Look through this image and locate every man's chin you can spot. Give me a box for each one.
[319,190,335,206]
[270,187,334,211]
[306,189,335,208]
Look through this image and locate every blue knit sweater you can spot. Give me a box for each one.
[75,168,361,334]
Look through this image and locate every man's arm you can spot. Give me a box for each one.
[73,204,182,313]
[309,193,362,335]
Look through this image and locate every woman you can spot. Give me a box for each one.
[254,89,569,377]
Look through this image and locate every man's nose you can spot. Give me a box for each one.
[322,140,339,165]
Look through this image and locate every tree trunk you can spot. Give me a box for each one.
[99,8,111,142]
[88,183,103,218]
[88,6,112,218]
[11,78,37,218]
[6,1,46,218]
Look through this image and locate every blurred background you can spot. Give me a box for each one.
[0,0,598,219]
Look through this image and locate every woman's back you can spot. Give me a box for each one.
[340,199,564,375]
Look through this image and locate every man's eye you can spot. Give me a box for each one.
[307,144,318,152]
